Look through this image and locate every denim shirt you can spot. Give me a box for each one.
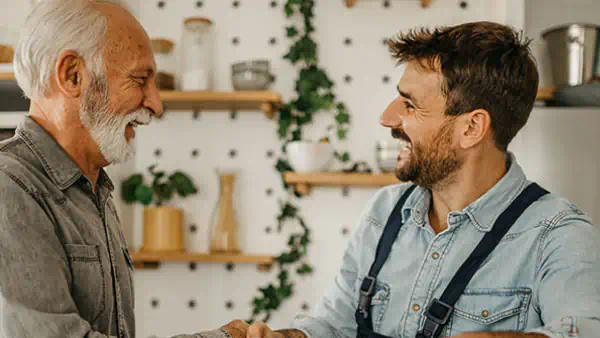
[290,153,600,338]
[0,117,215,338]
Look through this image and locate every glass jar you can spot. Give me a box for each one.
[150,38,175,90]
[180,17,214,91]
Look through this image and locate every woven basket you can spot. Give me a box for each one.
[0,44,14,63]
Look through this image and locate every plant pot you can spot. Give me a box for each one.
[140,206,185,253]
[286,141,334,173]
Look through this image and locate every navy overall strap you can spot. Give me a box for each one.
[355,184,417,338]
[417,182,549,338]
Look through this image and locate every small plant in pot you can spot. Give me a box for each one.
[121,164,198,253]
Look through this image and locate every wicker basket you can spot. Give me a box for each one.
[0,44,14,63]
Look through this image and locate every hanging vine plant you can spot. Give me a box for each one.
[247,0,354,323]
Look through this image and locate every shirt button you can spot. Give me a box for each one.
[431,252,440,260]
[413,304,421,312]
[482,310,489,317]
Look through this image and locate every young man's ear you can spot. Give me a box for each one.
[55,50,85,98]
[458,109,492,149]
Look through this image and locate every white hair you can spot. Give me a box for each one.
[13,0,128,100]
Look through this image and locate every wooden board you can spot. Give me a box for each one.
[284,172,399,186]
[160,90,281,118]
[0,72,15,81]
[130,251,275,271]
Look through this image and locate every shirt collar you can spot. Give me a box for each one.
[16,116,114,192]
[400,152,527,232]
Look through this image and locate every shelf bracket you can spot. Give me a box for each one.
[295,183,311,196]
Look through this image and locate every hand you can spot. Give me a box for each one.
[221,320,250,338]
[246,321,283,338]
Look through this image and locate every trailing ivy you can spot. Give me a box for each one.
[247,0,352,323]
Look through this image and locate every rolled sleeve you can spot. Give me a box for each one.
[0,172,114,338]
[529,211,600,338]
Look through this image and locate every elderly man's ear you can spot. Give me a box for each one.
[55,50,87,98]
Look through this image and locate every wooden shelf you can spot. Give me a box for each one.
[0,72,15,81]
[160,90,281,119]
[344,0,432,8]
[129,251,275,271]
[284,171,400,195]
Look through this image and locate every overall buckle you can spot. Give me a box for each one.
[418,298,454,338]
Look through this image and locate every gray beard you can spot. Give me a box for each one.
[79,74,136,165]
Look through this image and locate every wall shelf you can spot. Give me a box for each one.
[284,171,400,195]
[0,72,14,81]
[160,90,282,119]
[344,0,432,8]
[129,251,275,272]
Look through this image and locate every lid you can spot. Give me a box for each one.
[541,23,600,38]
[184,17,213,26]
[150,38,174,54]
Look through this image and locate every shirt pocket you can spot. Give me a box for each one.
[64,243,106,324]
[355,277,392,332]
[447,288,532,335]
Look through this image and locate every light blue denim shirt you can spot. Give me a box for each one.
[290,153,600,338]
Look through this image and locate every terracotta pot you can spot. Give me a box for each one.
[140,206,185,252]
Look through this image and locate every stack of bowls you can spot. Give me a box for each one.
[231,59,274,90]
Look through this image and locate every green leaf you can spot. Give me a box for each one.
[134,184,153,206]
[275,159,294,173]
[335,111,350,124]
[337,128,348,140]
[169,172,198,197]
[296,263,313,275]
[334,151,351,163]
[286,26,298,37]
[291,128,302,141]
[283,2,294,17]
[121,174,143,203]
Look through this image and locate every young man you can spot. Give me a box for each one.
[215,21,600,338]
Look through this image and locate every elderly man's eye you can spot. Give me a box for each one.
[135,76,148,84]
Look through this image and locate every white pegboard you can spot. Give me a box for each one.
[1,1,600,338]
[123,1,535,337]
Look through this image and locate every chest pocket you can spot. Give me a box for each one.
[64,244,107,324]
[447,288,532,335]
[355,277,391,332]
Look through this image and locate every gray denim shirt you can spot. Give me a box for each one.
[0,117,229,338]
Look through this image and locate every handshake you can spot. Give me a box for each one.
[212,320,305,338]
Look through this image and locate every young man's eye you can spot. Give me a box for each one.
[135,77,148,84]
[404,101,415,110]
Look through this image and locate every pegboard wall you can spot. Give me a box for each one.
[124,1,519,337]
[1,1,600,338]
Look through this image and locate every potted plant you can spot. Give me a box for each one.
[121,164,198,253]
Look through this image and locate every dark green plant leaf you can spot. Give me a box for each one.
[134,184,153,206]
[275,158,294,173]
[335,111,350,124]
[169,172,198,197]
[121,174,143,203]
[296,263,313,275]
[286,26,298,37]
[337,128,349,140]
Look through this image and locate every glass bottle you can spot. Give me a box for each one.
[180,16,215,91]
[209,169,240,254]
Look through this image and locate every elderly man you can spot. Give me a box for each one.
[0,1,226,337]
[214,21,600,338]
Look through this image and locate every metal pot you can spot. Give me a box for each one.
[542,23,600,88]
[375,140,402,173]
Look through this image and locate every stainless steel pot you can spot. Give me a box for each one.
[542,23,600,88]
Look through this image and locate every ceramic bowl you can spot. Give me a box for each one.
[286,141,334,173]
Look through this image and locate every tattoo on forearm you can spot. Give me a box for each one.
[275,329,307,338]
